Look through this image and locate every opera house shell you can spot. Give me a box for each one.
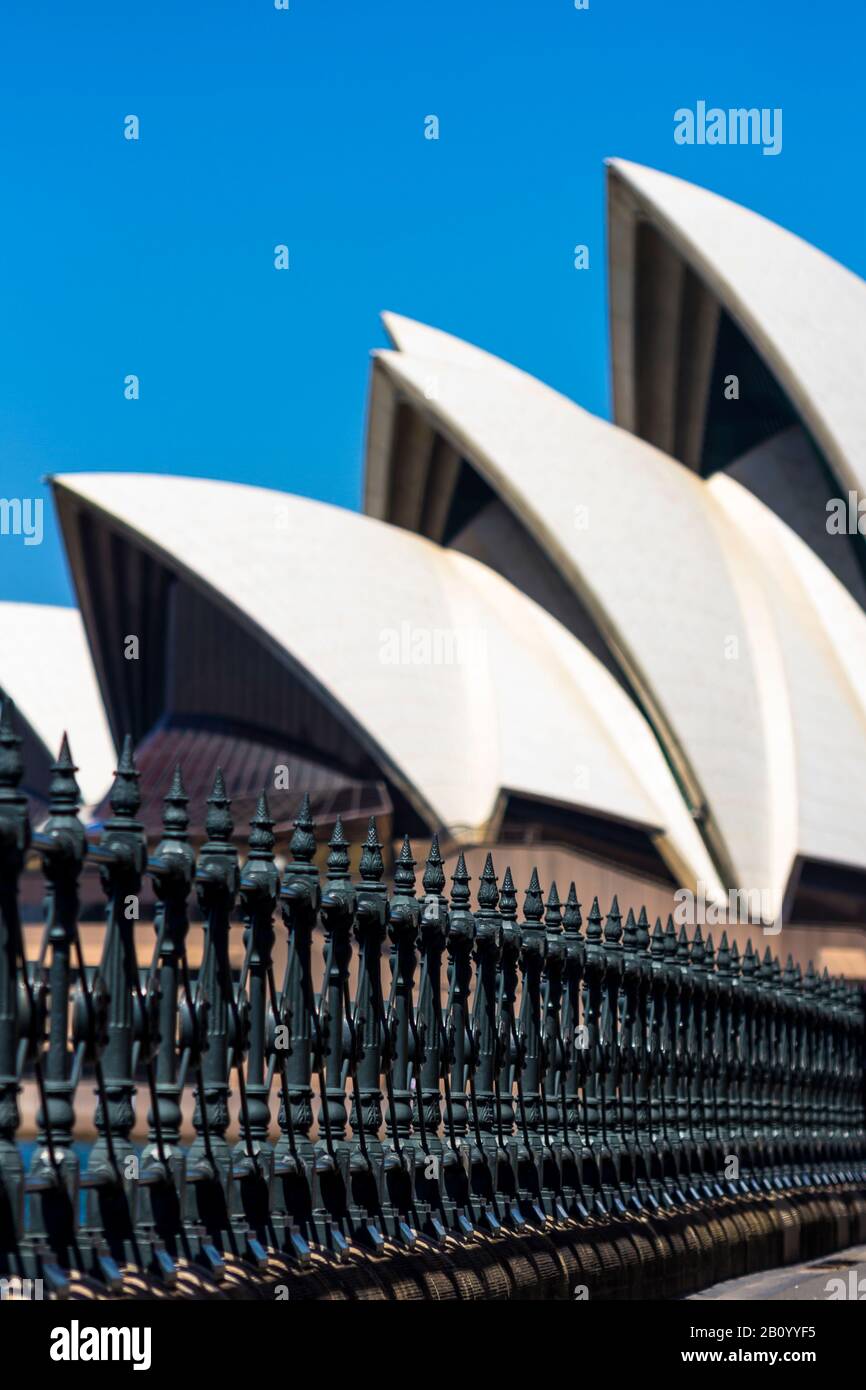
[0,601,114,814]
[6,160,865,970]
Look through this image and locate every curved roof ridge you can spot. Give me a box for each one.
[382,311,497,368]
[710,473,866,882]
[607,158,866,495]
[365,325,852,908]
[609,158,866,286]
[378,313,573,399]
[51,472,720,889]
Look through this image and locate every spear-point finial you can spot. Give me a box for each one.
[359,815,384,882]
[117,733,134,769]
[289,792,316,864]
[162,763,189,839]
[650,917,665,959]
[716,930,731,974]
[109,734,141,821]
[326,815,350,878]
[676,923,690,963]
[48,732,82,815]
[423,832,445,897]
[544,880,562,930]
[604,895,622,944]
[477,851,499,911]
[394,833,416,895]
[783,953,797,989]
[205,766,233,843]
[704,932,715,971]
[730,939,741,976]
[623,906,638,953]
[248,789,275,857]
[499,865,517,920]
[585,895,603,944]
[759,944,774,983]
[636,906,650,953]
[563,883,582,934]
[523,866,544,922]
[691,923,705,966]
[742,939,757,978]
[663,914,677,958]
[0,693,16,736]
[450,850,471,908]
[0,694,23,792]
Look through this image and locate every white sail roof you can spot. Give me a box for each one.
[0,602,116,807]
[50,471,721,892]
[363,311,866,917]
[606,158,866,495]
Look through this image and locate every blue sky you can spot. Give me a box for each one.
[1,0,863,606]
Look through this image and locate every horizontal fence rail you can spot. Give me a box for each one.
[0,700,864,1300]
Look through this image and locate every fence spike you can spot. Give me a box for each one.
[0,743,863,1301]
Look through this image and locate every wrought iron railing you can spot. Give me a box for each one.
[1,698,864,1300]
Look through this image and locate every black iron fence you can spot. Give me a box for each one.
[1,698,864,1300]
